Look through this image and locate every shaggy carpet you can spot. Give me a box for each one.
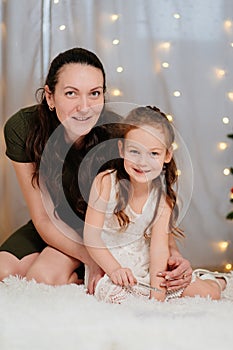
[0,276,233,350]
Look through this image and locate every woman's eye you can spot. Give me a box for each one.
[65,91,76,97]
[91,91,101,97]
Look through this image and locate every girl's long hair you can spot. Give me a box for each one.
[113,106,184,238]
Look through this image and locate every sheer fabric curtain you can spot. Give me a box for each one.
[0,0,232,268]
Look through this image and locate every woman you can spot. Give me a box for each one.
[0,47,192,293]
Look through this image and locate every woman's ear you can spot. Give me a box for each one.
[164,147,173,163]
[118,140,124,158]
[44,85,55,109]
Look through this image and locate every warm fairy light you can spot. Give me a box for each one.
[216,69,226,78]
[218,241,229,252]
[59,25,66,31]
[54,0,59,3]
[116,66,124,73]
[173,90,181,97]
[162,62,169,68]
[160,42,171,49]
[173,13,181,19]
[223,168,230,176]
[218,142,228,150]
[222,117,230,124]
[112,89,122,96]
[166,114,173,122]
[224,20,232,30]
[111,14,119,21]
[227,92,233,101]
[172,142,178,150]
[231,43,233,47]
[176,169,181,176]
[112,39,120,45]
[230,193,233,200]
[225,263,232,271]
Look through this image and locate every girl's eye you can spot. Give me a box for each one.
[129,149,140,155]
[150,152,159,157]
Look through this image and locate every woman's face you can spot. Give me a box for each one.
[45,63,105,141]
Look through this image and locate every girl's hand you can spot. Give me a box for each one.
[158,255,192,291]
[87,262,105,295]
[110,267,137,287]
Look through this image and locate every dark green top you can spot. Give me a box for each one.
[4,104,121,231]
[4,105,39,162]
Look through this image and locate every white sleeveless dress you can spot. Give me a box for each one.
[86,171,160,303]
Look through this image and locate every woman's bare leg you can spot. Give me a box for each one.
[0,251,39,280]
[25,246,82,285]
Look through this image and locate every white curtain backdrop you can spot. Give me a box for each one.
[0,0,232,269]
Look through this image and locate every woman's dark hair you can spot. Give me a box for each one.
[26,47,106,185]
[112,106,184,237]
[24,47,114,229]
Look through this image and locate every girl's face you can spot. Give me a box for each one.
[118,125,172,184]
[45,63,105,141]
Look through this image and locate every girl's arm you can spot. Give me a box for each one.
[83,172,136,287]
[12,161,98,267]
[158,234,193,290]
[149,202,171,301]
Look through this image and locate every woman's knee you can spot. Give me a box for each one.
[0,252,21,280]
[25,262,76,285]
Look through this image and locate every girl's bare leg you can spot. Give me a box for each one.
[25,246,81,285]
[182,277,224,300]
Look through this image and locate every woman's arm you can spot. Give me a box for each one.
[84,172,136,287]
[12,161,96,266]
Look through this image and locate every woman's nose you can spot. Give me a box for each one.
[76,96,89,112]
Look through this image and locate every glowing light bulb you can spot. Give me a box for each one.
[218,241,229,252]
[116,66,124,73]
[223,168,230,176]
[160,42,171,49]
[172,142,178,150]
[222,117,230,124]
[173,90,181,97]
[112,89,122,96]
[225,263,232,271]
[111,14,119,21]
[216,69,226,78]
[224,20,232,29]
[231,43,233,47]
[166,114,173,122]
[112,39,120,45]
[59,25,66,31]
[227,92,233,101]
[162,62,169,68]
[173,13,181,19]
[176,169,181,176]
[54,0,59,3]
[218,142,228,150]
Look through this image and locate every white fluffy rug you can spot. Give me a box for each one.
[0,276,233,350]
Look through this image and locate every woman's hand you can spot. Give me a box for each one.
[110,267,137,287]
[87,262,105,295]
[158,255,192,291]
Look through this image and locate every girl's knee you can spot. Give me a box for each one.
[26,264,76,285]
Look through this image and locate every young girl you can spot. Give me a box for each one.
[84,106,232,302]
